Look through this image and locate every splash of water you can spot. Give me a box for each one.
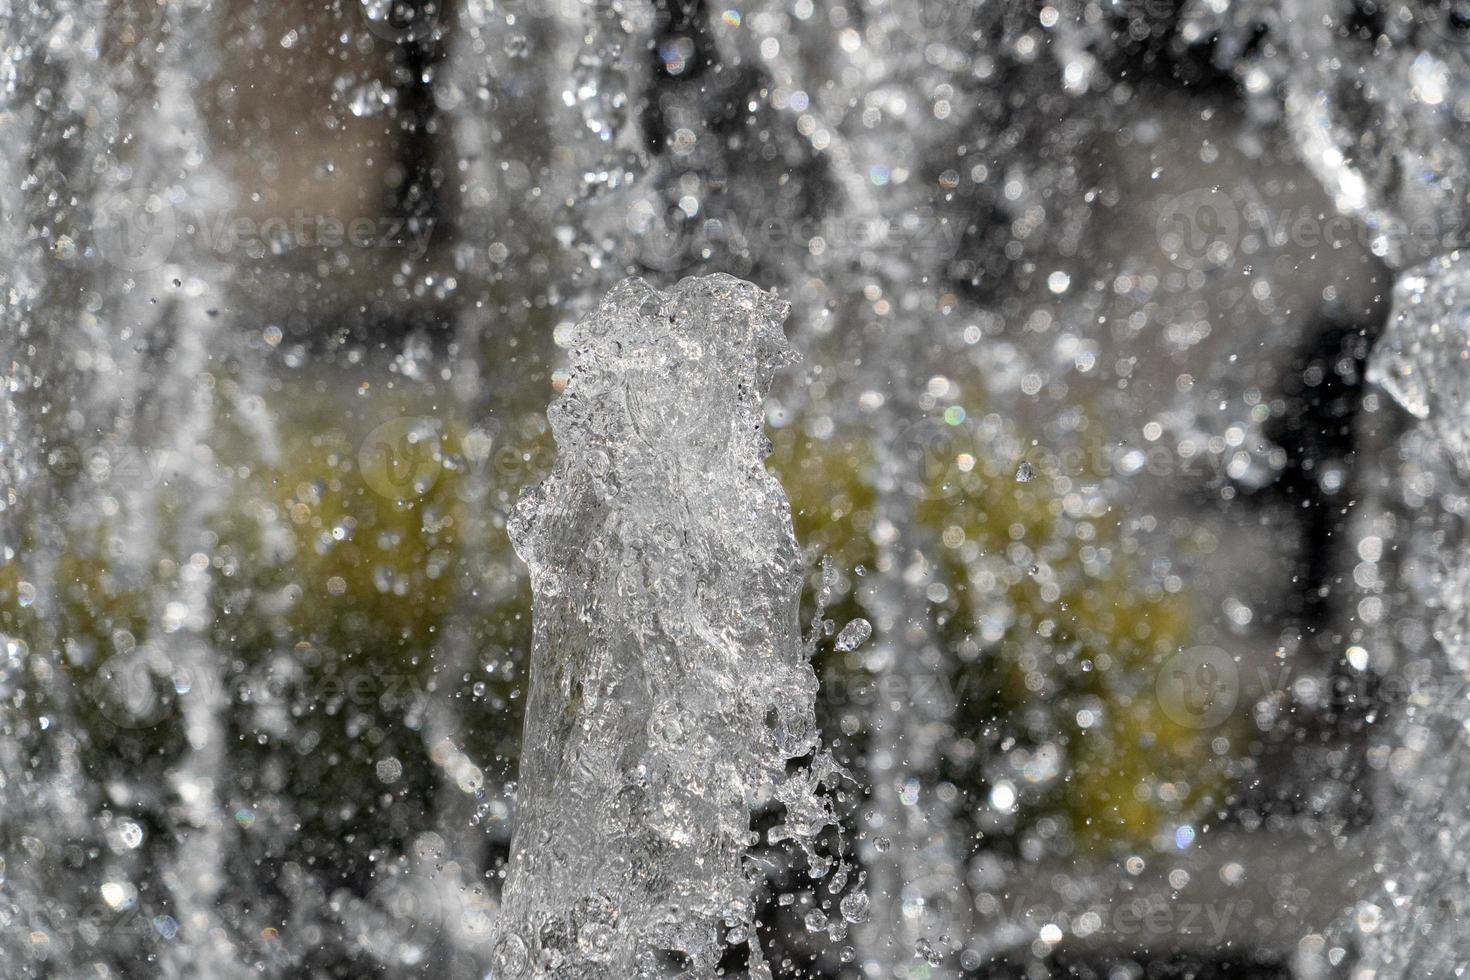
[491,274,854,977]
[1268,2,1470,973]
[1280,0,1470,267]
[1349,252,1470,976]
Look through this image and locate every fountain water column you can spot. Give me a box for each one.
[424,4,547,952]
[438,0,654,953]
[0,5,49,557]
[734,2,972,972]
[1268,2,1470,972]
[549,0,650,292]
[440,0,649,290]
[131,5,254,974]
[0,4,156,974]
[1,0,118,600]
[1343,253,1470,978]
[491,274,844,978]
[5,0,261,970]
[12,0,253,969]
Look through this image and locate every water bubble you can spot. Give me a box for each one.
[358,417,443,502]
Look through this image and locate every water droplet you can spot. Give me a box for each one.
[834,618,872,652]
